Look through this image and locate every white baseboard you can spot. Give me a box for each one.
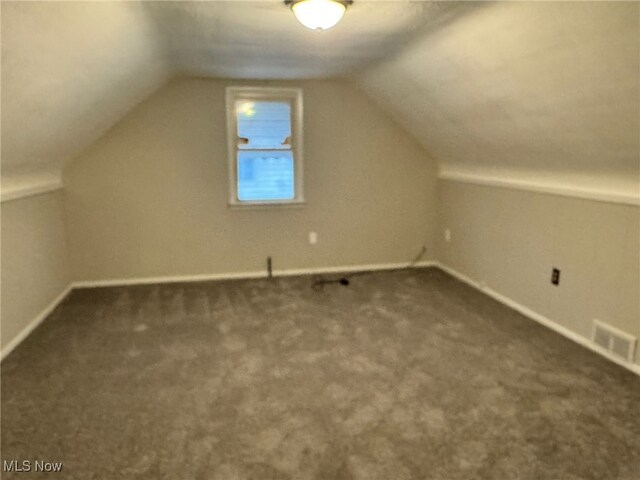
[72,270,267,288]
[274,260,435,278]
[434,262,640,376]
[71,260,436,289]
[1,262,435,361]
[1,284,73,361]
[12,261,632,378]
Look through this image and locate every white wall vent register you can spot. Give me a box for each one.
[592,319,637,363]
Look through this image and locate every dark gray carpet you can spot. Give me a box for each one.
[2,268,639,479]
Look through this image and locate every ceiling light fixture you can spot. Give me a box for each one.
[285,0,353,31]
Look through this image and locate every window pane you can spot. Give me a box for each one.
[236,101,291,150]
[237,151,295,201]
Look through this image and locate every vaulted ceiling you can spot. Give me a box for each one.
[1,1,171,191]
[357,1,640,197]
[2,1,638,199]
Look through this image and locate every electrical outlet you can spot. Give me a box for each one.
[551,268,560,286]
[444,228,452,242]
[309,231,318,245]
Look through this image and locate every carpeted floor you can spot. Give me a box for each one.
[2,268,639,479]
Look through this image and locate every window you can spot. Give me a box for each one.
[226,87,304,206]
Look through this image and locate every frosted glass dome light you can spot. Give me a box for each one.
[287,0,352,31]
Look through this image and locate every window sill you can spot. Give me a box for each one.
[228,200,306,210]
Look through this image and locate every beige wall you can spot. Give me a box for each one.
[64,78,437,281]
[437,180,640,365]
[1,191,71,352]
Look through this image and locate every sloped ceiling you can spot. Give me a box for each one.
[1,0,443,197]
[2,1,639,200]
[357,1,640,197]
[1,1,171,196]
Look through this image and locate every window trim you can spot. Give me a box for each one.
[225,86,305,207]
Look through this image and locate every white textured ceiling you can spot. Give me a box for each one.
[1,1,171,184]
[145,0,443,79]
[1,0,442,193]
[358,1,640,196]
[1,1,639,198]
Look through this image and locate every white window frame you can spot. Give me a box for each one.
[225,86,304,207]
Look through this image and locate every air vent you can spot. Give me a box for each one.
[592,320,637,363]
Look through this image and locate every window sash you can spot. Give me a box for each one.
[226,87,304,207]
